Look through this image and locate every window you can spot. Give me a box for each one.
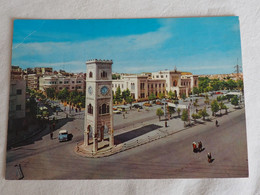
[163,84,165,87]
[72,87,74,89]
[112,84,114,87]
[59,81,62,84]
[159,84,161,88]
[16,89,22,95]
[59,87,62,90]
[155,84,157,88]
[16,105,21,111]
[156,75,159,78]
[101,71,107,78]
[88,104,93,114]
[99,104,110,115]
[173,80,177,87]
[161,75,163,78]
[89,71,93,78]
[72,81,75,83]
[76,81,81,83]
[122,84,124,88]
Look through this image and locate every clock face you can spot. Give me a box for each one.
[88,86,93,95]
[100,86,108,95]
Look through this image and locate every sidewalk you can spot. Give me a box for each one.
[74,101,244,158]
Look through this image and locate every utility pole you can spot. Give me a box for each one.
[234,58,242,80]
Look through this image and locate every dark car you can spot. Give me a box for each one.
[56,107,63,112]
[133,104,143,109]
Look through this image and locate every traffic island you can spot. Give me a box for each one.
[74,141,124,158]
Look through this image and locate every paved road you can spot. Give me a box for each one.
[5,107,248,179]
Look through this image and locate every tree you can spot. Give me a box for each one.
[168,90,175,100]
[148,93,156,103]
[223,105,228,114]
[198,107,209,120]
[177,108,181,117]
[181,109,189,126]
[227,79,237,90]
[115,87,122,103]
[181,93,186,100]
[168,106,175,118]
[158,93,165,100]
[204,95,210,105]
[237,80,243,91]
[211,99,219,116]
[192,113,201,123]
[192,87,200,95]
[156,108,164,121]
[57,88,69,102]
[231,96,239,107]
[219,101,225,115]
[46,88,56,99]
[126,96,134,106]
[122,89,131,101]
[210,79,221,91]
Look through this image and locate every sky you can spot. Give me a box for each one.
[11,17,243,75]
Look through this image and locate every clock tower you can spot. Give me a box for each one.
[84,59,114,153]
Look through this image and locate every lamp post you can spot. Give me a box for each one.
[162,98,168,127]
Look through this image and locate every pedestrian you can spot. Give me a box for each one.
[50,132,53,140]
[76,108,78,113]
[207,152,212,163]
[192,142,197,153]
[216,120,218,127]
[77,142,79,152]
[198,141,202,152]
[123,113,125,119]
[64,107,66,111]
[79,107,81,112]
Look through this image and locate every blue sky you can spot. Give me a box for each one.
[11,17,242,75]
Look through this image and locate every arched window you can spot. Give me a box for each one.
[102,104,107,114]
[173,80,177,87]
[106,105,109,113]
[88,103,93,114]
[89,71,93,78]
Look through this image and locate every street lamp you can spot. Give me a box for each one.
[162,98,168,127]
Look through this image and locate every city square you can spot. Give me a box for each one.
[6,17,248,179]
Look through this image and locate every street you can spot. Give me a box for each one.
[5,105,248,179]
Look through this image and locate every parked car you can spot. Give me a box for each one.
[113,110,121,114]
[58,130,69,142]
[132,104,143,109]
[56,107,63,112]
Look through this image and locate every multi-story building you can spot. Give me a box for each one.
[112,68,198,100]
[9,79,26,119]
[39,73,85,92]
[27,74,41,90]
[11,66,23,80]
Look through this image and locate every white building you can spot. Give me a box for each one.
[39,73,85,92]
[112,69,198,100]
[9,79,26,119]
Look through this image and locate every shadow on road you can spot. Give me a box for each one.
[8,117,74,149]
[114,124,163,144]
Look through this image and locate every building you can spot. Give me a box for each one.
[9,79,26,119]
[112,68,198,100]
[11,66,23,80]
[39,73,85,92]
[27,74,41,90]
